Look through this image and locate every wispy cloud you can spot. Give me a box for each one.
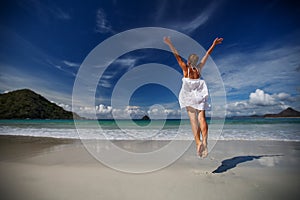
[216,42,300,97]
[1,26,77,78]
[0,28,77,105]
[50,7,71,20]
[180,2,217,34]
[19,0,71,21]
[114,57,137,69]
[207,34,300,116]
[155,0,220,34]
[95,8,115,34]
[62,60,81,68]
[0,65,73,105]
[97,56,141,88]
[45,59,77,77]
[98,79,113,88]
[154,0,169,22]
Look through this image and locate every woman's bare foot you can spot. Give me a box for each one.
[198,143,204,157]
[201,143,208,158]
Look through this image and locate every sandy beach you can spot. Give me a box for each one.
[0,135,299,200]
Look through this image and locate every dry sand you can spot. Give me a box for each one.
[0,135,299,200]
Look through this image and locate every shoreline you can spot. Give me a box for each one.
[1,134,299,142]
[0,135,299,200]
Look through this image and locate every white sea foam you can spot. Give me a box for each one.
[0,119,299,141]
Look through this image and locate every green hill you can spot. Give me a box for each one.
[0,89,82,119]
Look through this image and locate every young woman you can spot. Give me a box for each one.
[164,36,223,158]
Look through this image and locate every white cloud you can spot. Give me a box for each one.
[51,101,72,111]
[74,105,146,119]
[214,32,300,116]
[96,104,112,114]
[71,103,183,119]
[43,93,282,119]
[76,105,112,115]
[147,105,181,119]
[125,106,144,115]
[249,89,296,107]
[249,89,277,106]
[272,92,296,102]
[95,8,115,34]
[225,89,296,116]
[112,106,145,119]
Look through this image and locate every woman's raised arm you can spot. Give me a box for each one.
[198,37,223,69]
[163,36,187,71]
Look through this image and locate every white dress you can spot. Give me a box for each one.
[179,68,210,110]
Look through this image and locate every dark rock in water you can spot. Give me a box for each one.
[264,107,300,118]
[141,115,150,120]
[0,89,83,119]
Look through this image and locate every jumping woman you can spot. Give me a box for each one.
[163,36,223,158]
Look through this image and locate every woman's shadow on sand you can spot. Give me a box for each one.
[212,155,282,174]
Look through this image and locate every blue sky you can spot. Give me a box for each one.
[0,0,300,118]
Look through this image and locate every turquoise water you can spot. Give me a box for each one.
[0,118,299,141]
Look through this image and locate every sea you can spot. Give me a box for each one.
[0,118,300,141]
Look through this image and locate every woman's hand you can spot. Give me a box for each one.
[199,37,223,68]
[213,37,223,46]
[163,36,172,46]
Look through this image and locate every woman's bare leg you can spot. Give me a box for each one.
[198,110,208,158]
[186,106,201,155]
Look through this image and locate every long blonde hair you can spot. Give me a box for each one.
[188,54,199,68]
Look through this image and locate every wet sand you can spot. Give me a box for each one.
[0,135,299,200]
